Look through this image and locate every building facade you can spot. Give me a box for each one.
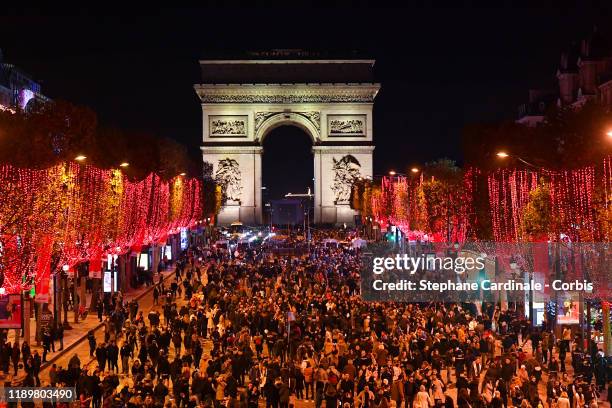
[517,27,612,126]
[0,49,48,112]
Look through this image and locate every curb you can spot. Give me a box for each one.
[39,268,177,371]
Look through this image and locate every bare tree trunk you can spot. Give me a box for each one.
[23,295,31,345]
[35,302,41,346]
[152,244,159,276]
[80,277,87,318]
[89,279,100,311]
[74,277,79,323]
[603,301,611,356]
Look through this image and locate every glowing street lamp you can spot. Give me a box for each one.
[119,162,129,168]
[74,155,87,161]
[496,151,539,170]
[388,170,396,176]
[411,167,419,173]
[606,130,612,140]
[179,172,186,177]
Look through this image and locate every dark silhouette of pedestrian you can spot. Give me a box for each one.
[42,329,51,362]
[88,330,97,356]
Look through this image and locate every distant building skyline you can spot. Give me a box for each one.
[0,49,49,113]
[517,26,612,126]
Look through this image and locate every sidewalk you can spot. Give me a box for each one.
[37,267,183,385]
[7,267,178,374]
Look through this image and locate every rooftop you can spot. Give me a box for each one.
[199,50,376,84]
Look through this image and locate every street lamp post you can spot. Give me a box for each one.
[61,265,71,329]
[23,290,30,343]
[74,265,79,324]
[496,151,542,170]
[53,271,58,330]
[388,170,407,252]
[529,268,534,326]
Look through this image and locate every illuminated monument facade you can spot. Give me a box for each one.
[195,51,379,225]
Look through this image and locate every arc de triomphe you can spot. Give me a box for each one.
[195,57,379,225]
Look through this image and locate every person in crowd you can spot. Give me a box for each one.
[31,350,41,386]
[153,286,159,305]
[96,298,104,322]
[11,340,20,376]
[95,343,107,372]
[41,328,52,363]
[56,323,64,351]
[107,340,119,373]
[87,330,97,357]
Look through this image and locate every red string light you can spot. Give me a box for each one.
[0,163,205,293]
[488,161,605,243]
[371,173,474,243]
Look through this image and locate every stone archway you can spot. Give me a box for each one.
[257,114,317,216]
[256,112,320,145]
[260,124,314,217]
[195,57,379,225]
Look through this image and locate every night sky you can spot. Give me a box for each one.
[1,7,610,199]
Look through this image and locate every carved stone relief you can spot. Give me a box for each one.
[209,115,247,137]
[331,154,361,204]
[328,115,366,136]
[214,158,243,203]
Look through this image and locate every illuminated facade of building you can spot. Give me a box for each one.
[0,49,49,112]
[517,27,612,126]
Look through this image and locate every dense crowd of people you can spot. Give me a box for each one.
[0,229,609,408]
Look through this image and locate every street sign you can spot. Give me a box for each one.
[103,271,111,292]
[39,310,53,329]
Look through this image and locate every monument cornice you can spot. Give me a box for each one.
[199,59,376,65]
[312,145,375,154]
[201,145,263,154]
[194,83,380,104]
